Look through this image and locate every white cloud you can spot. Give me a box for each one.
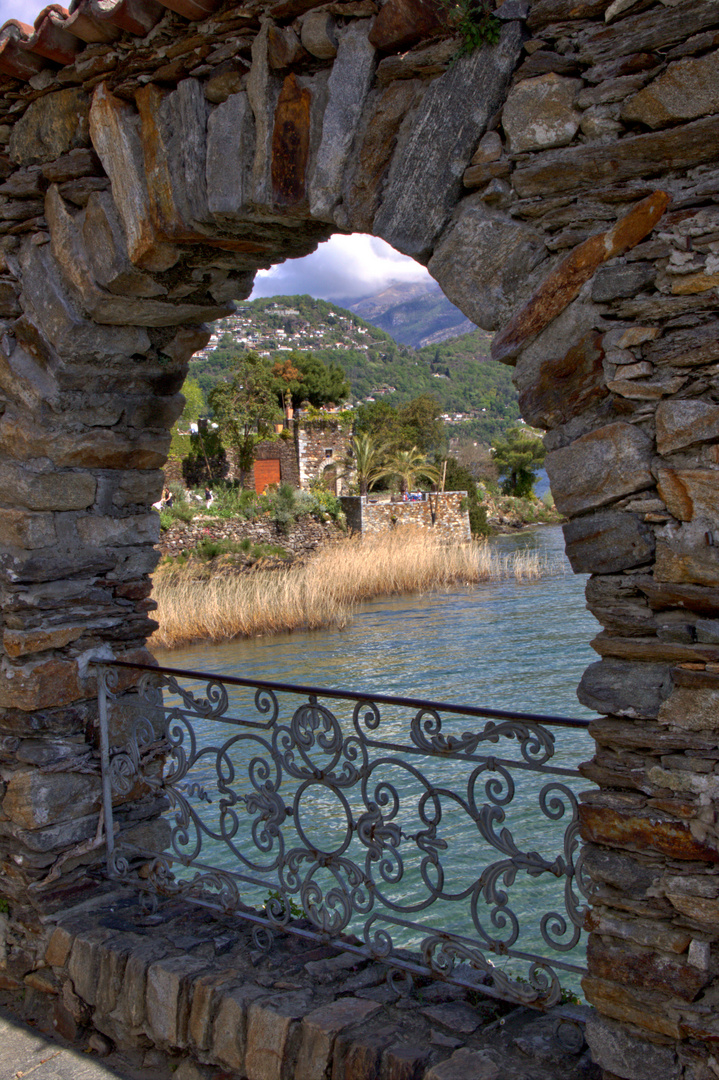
[0,0,41,26]
[250,233,432,304]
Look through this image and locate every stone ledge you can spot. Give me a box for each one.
[1,892,600,1080]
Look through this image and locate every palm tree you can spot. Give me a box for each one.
[345,433,388,496]
[385,446,439,495]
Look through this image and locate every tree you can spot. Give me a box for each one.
[345,433,388,497]
[272,350,350,409]
[208,352,282,486]
[385,446,439,495]
[442,457,490,538]
[175,376,205,431]
[491,427,545,498]
[355,394,446,458]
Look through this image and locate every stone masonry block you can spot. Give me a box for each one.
[145,955,207,1049]
[585,1015,680,1080]
[67,930,115,1008]
[245,992,310,1080]
[188,970,238,1054]
[211,983,272,1071]
[45,925,74,968]
[294,997,382,1080]
[112,940,169,1031]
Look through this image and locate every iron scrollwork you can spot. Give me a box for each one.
[97,664,590,1010]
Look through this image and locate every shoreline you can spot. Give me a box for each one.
[149,528,566,651]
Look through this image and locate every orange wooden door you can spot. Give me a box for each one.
[254,458,281,493]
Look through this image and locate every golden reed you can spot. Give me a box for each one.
[150,528,563,650]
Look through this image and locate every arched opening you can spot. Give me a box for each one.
[0,1,718,1074]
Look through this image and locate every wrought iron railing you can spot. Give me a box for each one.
[96,660,592,1010]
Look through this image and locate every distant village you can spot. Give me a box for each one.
[191,302,485,425]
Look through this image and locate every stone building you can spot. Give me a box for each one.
[341,491,471,540]
[0,0,717,1077]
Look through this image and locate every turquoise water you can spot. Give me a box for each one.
[152,525,599,994]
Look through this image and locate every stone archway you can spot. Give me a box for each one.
[1,1,719,1075]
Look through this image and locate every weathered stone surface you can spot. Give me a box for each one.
[187,970,237,1052]
[591,631,719,665]
[82,190,167,299]
[518,331,607,429]
[301,11,338,59]
[645,320,719,369]
[658,685,719,732]
[89,84,179,272]
[0,508,56,549]
[425,1048,499,1080]
[622,50,719,130]
[546,422,653,517]
[563,510,655,575]
[3,625,84,658]
[655,522,719,588]
[248,23,284,209]
[656,469,719,523]
[656,399,719,455]
[577,658,672,718]
[66,931,115,1008]
[585,1014,681,1080]
[75,514,159,547]
[3,769,101,828]
[374,21,523,260]
[588,933,709,1001]
[0,412,169,471]
[212,984,272,1071]
[491,191,670,363]
[368,0,444,53]
[428,194,547,331]
[45,187,231,327]
[45,926,74,968]
[272,74,313,207]
[309,20,377,222]
[268,25,307,69]
[512,114,719,198]
[207,92,255,219]
[591,260,656,302]
[579,800,719,862]
[502,73,581,154]
[375,36,458,85]
[582,975,683,1040]
[342,79,422,232]
[294,998,381,1080]
[19,241,151,360]
[245,992,310,1080]
[10,89,90,167]
[145,956,207,1048]
[420,1002,482,1035]
[136,79,210,240]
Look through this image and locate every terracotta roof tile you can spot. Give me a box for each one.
[20,6,82,64]
[0,21,48,79]
[64,0,121,44]
[0,0,222,84]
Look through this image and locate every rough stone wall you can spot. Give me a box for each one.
[341,492,471,540]
[0,0,716,1075]
[157,511,340,557]
[297,420,353,492]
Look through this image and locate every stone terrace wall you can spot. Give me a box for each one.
[0,0,717,1075]
[341,492,471,540]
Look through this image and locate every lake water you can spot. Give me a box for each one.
[153,524,599,997]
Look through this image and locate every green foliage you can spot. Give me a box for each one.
[188,297,519,440]
[266,889,303,918]
[491,427,546,498]
[355,394,446,459]
[209,351,282,482]
[273,350,350,409]
[0,896,9,914]
[345,432,389,496]
[451,0,502,54]
[181,427,228,486]
[384,446,440,495]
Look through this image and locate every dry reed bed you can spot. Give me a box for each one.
[150,529,565,650]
